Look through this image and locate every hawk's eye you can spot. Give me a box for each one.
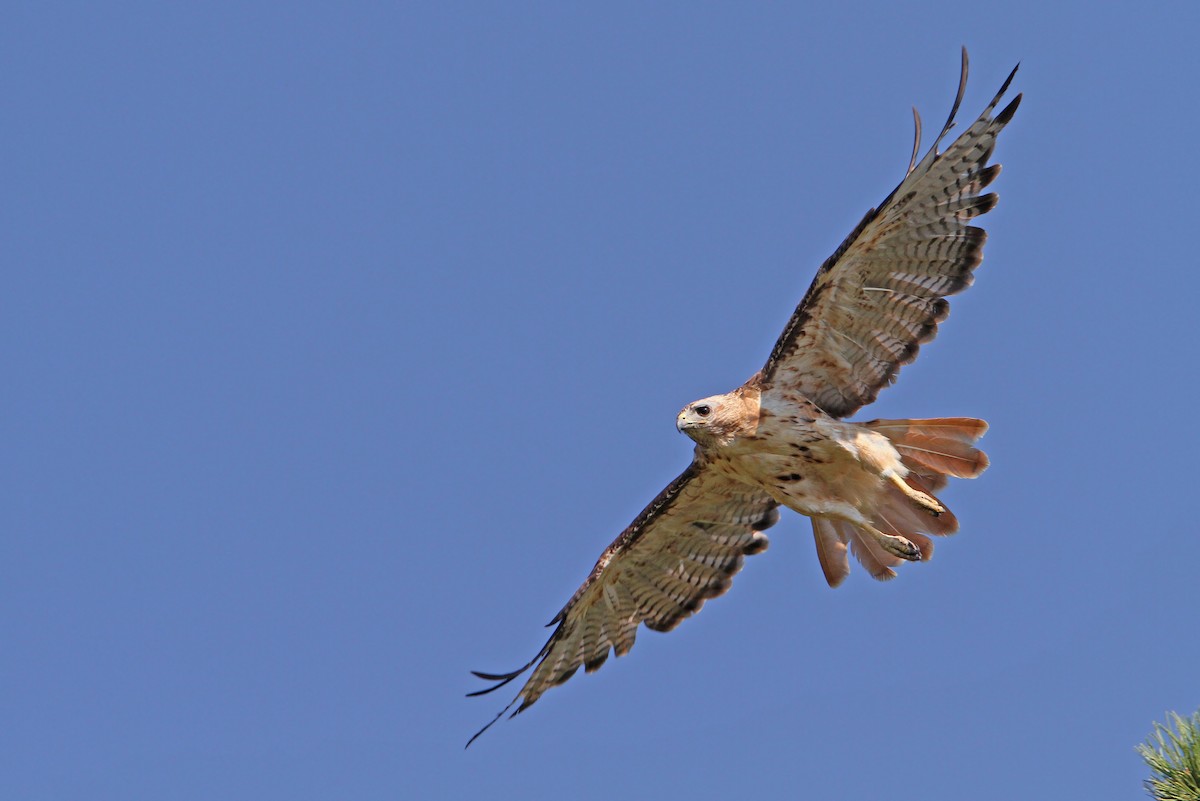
[694,405,711,417]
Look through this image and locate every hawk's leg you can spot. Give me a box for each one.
[781,494,923,560]
[860,522,923,561]
[886,473,945,517]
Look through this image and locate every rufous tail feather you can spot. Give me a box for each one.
[810,417,988,586]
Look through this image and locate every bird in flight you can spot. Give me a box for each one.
[469,49,1020,746]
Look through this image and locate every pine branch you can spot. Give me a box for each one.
[1137,709,1200,801]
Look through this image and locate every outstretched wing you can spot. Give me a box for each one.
[761,49,1021,418]
[467,461,779,746]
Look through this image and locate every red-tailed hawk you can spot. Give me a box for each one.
[468,50,1020,746]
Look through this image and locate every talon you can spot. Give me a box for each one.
[893,538,922,561]
[912,491,944,516]
[887,474,945,517]
[872,530,922,561]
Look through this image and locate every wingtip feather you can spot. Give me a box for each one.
[995,93,1022,126]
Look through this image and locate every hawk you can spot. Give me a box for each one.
[468,50,1020,746]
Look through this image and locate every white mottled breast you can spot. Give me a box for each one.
[703,393,902,519]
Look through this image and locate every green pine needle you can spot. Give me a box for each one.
[1138,710,1200,801]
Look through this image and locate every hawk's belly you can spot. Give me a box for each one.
[705,416,899,523]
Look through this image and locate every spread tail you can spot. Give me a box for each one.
[811,417,988,586]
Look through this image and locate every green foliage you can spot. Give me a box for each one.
[1138,710,1200,801]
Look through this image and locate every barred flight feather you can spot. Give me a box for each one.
[761,54,1018,416]
[464,463,778,746]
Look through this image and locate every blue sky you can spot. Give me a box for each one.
[4,3,1198,799]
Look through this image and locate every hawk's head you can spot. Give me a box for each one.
[677,392,756,447]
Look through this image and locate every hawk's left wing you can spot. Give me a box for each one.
[467,461,778,746]
[760,50,1020,418]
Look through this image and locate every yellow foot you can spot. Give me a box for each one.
[866,526,922,561]
[887,474,945,517]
